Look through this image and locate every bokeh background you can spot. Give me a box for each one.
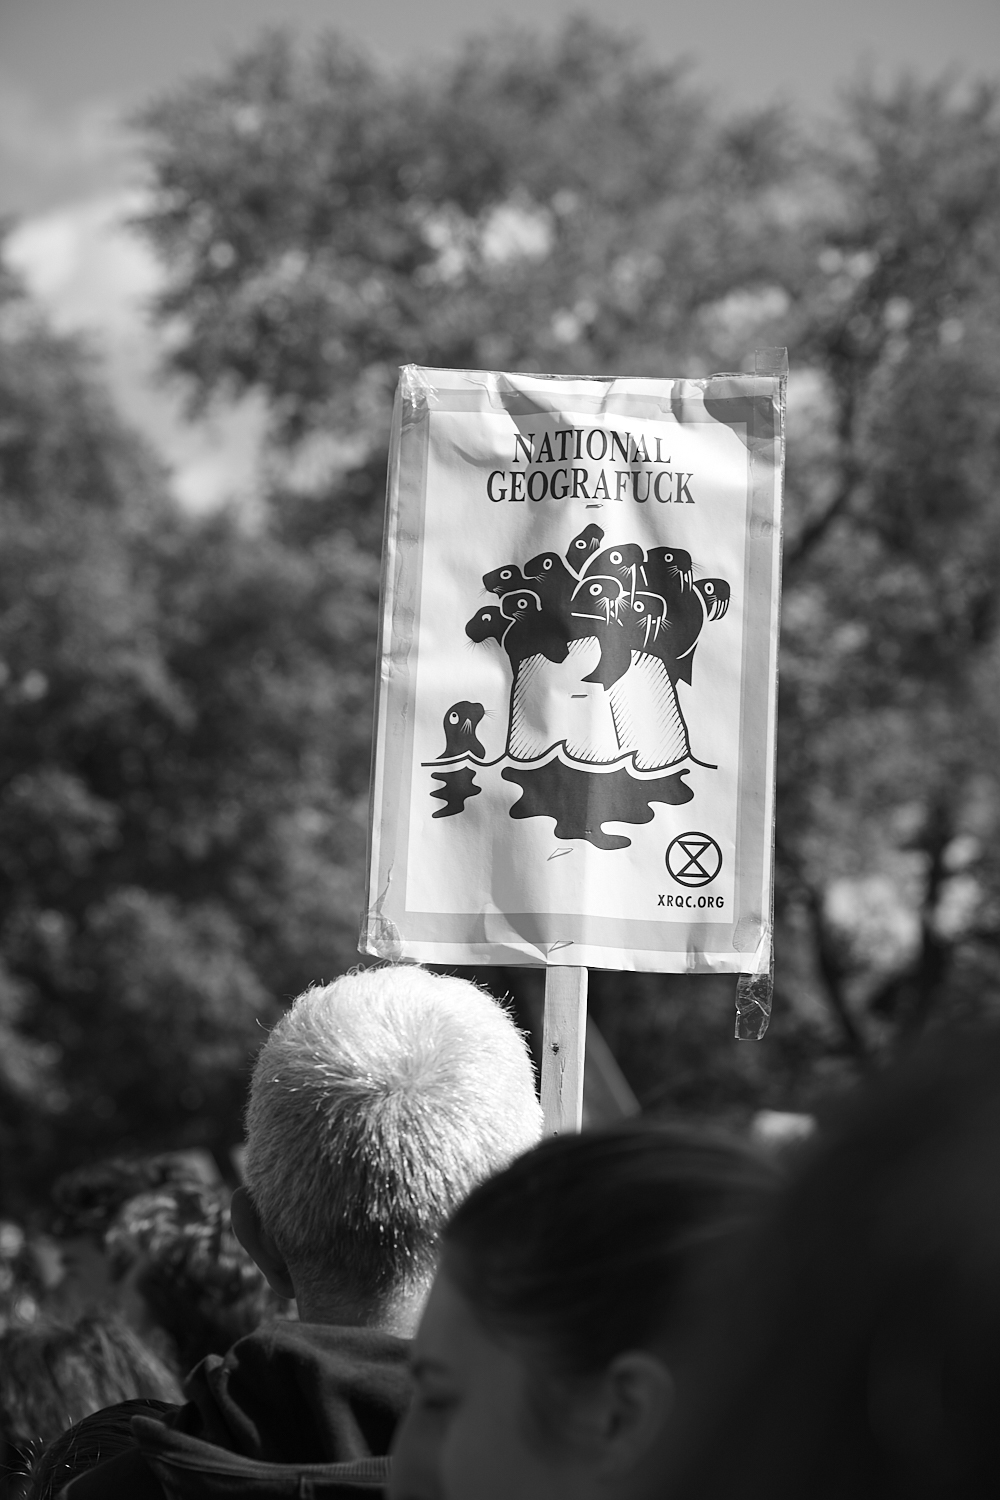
[3,0,1000,1240]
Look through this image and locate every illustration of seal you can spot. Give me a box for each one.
[565,524,605,574]
[646,567,704,682]
[570,574,624,627]
[582,543,645,607]
[465,605,507,646]
[641,546,694,600]
[521,549,576,633]
[440,700,487,760]
[695,578,730,621]
[483,562,527,595]
[664,578,732,684]
[569,575,630,689]
[618,590,667,652]
[501,589,570,665]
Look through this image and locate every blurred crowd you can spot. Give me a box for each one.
[0,1152,292,1494]
[3,963,999,1499]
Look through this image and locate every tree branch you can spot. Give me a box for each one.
[784,366,864,573]
[902,798,956,1040]
[801,882,872,1061]
[784,458,863,572]
[777,837,872,1060]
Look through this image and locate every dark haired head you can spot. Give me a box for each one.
[442,1124,776,1388]
[0,1314,180,1496]
[27,1399,175,1500]
[51,1156,287,1372]
[105,1181,284,1369]
[664,1028,1000,1500]
[390,1124,779,1499]
[49,1154,211,1241]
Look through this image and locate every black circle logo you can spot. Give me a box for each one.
[666,832,723,887]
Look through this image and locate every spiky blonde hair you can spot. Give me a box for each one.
[244,965,542,1304]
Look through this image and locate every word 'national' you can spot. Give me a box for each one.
[512,430,672,466]
[487,427,695,505]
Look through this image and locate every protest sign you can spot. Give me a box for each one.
[363,360,785,1002]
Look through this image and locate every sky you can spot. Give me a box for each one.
[1,0,999,505]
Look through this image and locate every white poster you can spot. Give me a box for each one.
[363,364,784,974]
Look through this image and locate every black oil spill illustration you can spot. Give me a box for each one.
[503,761,693,851]
[430,767,482,819]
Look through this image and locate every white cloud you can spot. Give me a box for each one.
[6,193,159,328]
[5,193,267,511]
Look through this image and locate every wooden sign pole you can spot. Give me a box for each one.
[540,966,588,1134]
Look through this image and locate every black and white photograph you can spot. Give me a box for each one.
[2,0,1000,1495]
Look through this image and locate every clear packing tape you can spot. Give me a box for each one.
[734,347,787,1042]
[736,961,773,1041]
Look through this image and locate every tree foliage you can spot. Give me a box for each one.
[137,23,795,451]
[0,287,378,1208]
[776,80,1000,1063]
[135,29,1000,1100]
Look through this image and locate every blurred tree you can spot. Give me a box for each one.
[0,280,379,1210]
[136,20,796,512]
[132,18,812,1120]
[134,27,1000,1116]
[6,24,1000,1205]
[774,79,1000,1068]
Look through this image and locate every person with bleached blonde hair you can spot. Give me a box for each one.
[232,963,544,1330]
[57,965,542,1500]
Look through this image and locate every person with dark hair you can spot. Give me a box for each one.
[389,1124,776,1500]
[51,1154,214,1246]
[103,1177,289,1372]
[54,965,543,1499]
[50,1152,283,1373]
[27,1401,174,1500]
[660,1027,1000,1500]
[0,1314,180,1498]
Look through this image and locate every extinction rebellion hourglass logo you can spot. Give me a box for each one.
[665,833,723,887]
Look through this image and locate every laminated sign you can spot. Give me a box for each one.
[363,361,785,974]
